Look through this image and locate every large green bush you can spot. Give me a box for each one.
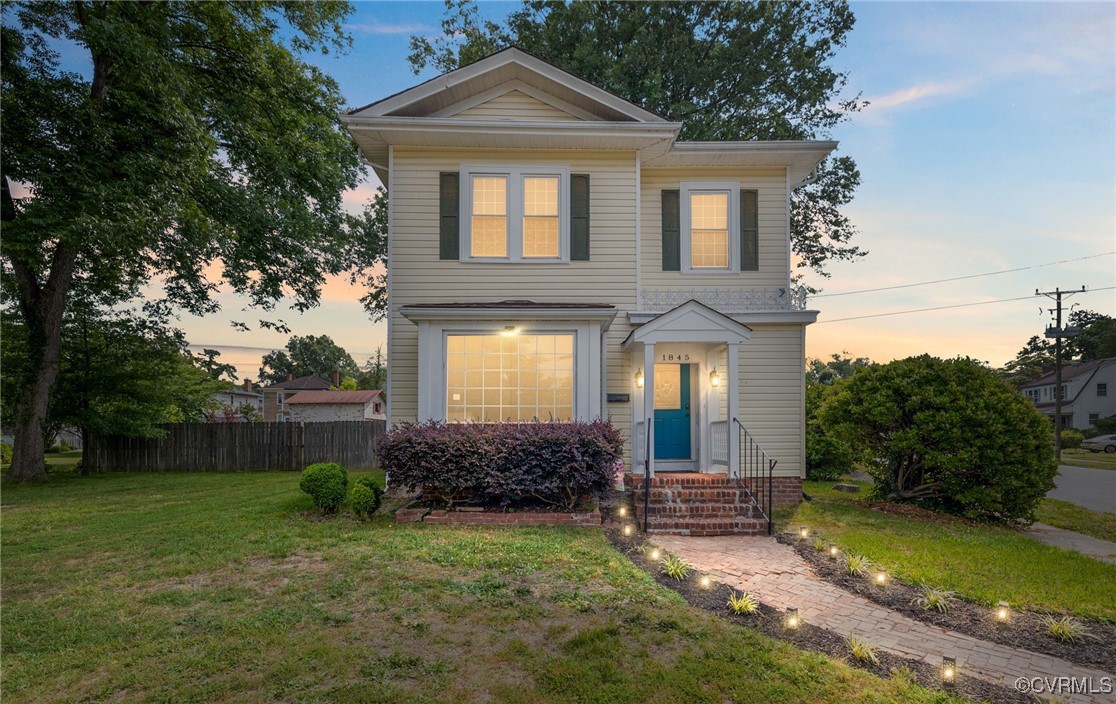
[821,355,1056,524]
[299,463,349,513]
[805,382,853,481]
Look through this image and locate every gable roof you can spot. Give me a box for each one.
[1020,357,1115,388]
[261,375,331,392]
[623,300,752,348]
[349,47,666,123]
[285,390,382,405]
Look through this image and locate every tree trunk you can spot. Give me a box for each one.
[8,245,78,482]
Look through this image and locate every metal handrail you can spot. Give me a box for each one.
[732,417,775,535]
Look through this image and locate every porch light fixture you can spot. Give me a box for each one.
[623,524,633,537]
[650,547,662,561]
[709,367,720,388]
[500,325,519,337]
[995,601,1010,622]
[941,656,957,687]
[785,607,800,630]
[874,569,888,587]
[699,575,712,589]
[828,544,839,560]
[635,368,644,388]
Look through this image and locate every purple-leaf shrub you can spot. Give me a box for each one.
[379,419,623,511]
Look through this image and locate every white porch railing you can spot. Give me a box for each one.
[633,420,646,466]
[710,420,729,465]
[640,286,808,313]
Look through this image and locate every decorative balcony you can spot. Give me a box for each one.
[639,287,809,314]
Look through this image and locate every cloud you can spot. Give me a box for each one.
[346,21,432,35]
[866,80,971,111]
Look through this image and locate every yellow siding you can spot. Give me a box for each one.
[738,324,805,477]
[640,167,789,293]
[452,91,581,121]
[389,147,637,448]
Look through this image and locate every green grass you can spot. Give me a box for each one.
[794,481,1116,622]
[1035,499,1116,543]
[1,472,969,704]
[1061,447,1116,471]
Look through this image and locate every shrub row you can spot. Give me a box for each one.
[299,463,384,518]
[379,419,623,511]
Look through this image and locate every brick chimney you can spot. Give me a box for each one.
[332,370,340,388]
[287,372,293,382]
[242,379,252,392]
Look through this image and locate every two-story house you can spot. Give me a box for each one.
[344,49,831,533]
[1020,357,1116,430]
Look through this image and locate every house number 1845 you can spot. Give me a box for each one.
[660,353,691,362]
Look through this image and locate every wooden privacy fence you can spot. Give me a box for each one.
[85,421,386,473]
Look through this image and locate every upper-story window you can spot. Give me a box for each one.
[1098,382,1108,397]
[680,181,740,273]
[462,165,569,262]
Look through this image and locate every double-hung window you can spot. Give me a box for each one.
[680,181,740,272]
[462,165,570,262]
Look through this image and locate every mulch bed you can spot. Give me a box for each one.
[781,533,1116,672]
[604,516,1033,703]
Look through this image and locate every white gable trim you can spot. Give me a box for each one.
[430,80,603,121]
[352,48,665,123]
[622,300,752,349]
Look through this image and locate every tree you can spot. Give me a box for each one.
[2,307,222,466]
[258,334,359,386]
[805,381,853,481]
[1000,310,1116,384]
[196,349,238,382]
[410,0,866,286]
[806,351,873,385]
[822,355,1057,524]
[356,345,387,390]
[2,1,386,480]
[1070,310,1116,361]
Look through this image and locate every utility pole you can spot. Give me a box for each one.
[1036,286,1085,462]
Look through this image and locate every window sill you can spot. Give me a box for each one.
[459,258,571,265]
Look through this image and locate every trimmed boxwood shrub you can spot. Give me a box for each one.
[379,419,623,510]
[350,484,381,520]
[299,462,349,513]
[1060,428,1084,450]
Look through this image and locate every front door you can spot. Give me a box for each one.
[653,363,691,459]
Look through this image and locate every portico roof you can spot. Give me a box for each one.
[622,300,752,349]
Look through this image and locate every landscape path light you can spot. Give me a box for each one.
[785,607,800,630]
[874,569,888,586]
[941,656,957,687]
[995,601,1010,622]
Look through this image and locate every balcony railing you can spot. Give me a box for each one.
[710,420,729,465]
[640,287,808,313]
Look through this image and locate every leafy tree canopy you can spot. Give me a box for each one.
[409,0,866,283]
[822,355,1056,524]
[196,349,238,383]
[258,334,359,387]
[1000,309,1116,384]
[2,1,385,480]
[806,350,873,385]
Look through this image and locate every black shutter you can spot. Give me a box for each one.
[740,189,758,271]
[661,189,680,271]
[570,174,590,260]
[439,172,459,260]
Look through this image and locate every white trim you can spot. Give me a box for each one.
[628,310,820,326]
[460,164,571,263]
[634,151,642,310]
[431,79,603,121]
[386,145,394,426]
[624,301,752,349]
[351,48,667,123]
[727,342,741,479]
[401,306,618,327]
[680,181,740,274]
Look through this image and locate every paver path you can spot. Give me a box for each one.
[653,535,1114,704]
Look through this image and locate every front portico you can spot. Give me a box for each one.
[623,301,751,479]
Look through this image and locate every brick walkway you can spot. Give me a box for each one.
[653,535,1114,704]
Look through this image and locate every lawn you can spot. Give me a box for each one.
[1061,447,1116,471]
[791,481,1116,622]
[1035,498,1116,543]
[1,471,966,704]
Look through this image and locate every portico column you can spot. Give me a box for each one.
[642,342,655,478]
[727,342,740,479]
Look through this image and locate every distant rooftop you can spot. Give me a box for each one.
[262,375,331,391]
[1020,357,1115,388]
[285,390,382,405]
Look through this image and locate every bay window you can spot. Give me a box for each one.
[462,165,569,261]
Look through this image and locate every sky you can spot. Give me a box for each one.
[152,1,1115,379]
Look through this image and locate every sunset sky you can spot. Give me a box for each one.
[161,1,1115,380]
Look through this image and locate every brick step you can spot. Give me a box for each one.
[635,503,758,519]
[643,516,767,536]
[646,488,749,503]
[628,474,737,489]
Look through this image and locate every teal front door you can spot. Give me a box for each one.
[653,363,691,459]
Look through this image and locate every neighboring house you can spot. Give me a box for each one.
[285,390,386,423]
[343,48,830,531]
[261,375,331,422]
[1019,357,1116,430]
[211,380,264,416]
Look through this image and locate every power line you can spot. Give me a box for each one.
[812,251,1116,298]
[815,286,1116,325]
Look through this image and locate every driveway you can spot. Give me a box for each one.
[1047,464,1116,514]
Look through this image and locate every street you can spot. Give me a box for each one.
[1047,464,1116,514]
